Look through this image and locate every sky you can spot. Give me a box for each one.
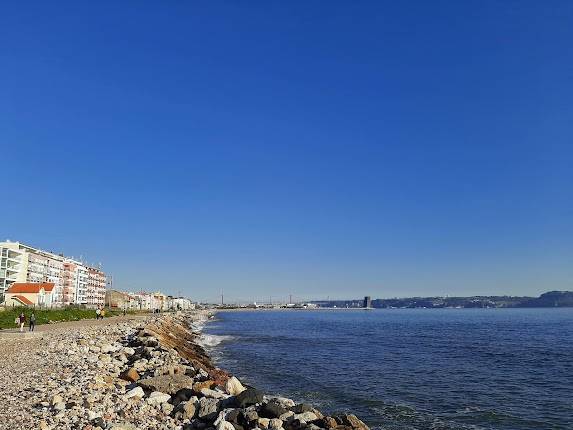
[1,1,572,302]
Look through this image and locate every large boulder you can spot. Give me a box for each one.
[235,388,264,408]
[138,374,194,395]
[269,418,284,430]
[338,414,369,430]
[225,376,246,396]
[293,412,318,423]
[317,417,338,429]
[260,400,289,418]
[198,397,220,421]
[290,404,313,414]
[183,398,199,419]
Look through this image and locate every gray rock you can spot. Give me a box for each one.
[138,374,194,395]
[198,397,220,421]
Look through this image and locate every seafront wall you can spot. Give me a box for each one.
[2,311,370,430]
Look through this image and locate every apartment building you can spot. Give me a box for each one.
[0,245,26,299]
[0,240,107,307]
[87,267,106,307]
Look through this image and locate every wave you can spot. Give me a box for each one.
[198,333,235,348]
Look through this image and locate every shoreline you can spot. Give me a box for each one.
[0,310,370,430]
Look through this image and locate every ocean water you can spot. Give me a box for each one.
[201,309,573,430]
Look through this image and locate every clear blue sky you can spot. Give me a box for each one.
[1,1,572,302]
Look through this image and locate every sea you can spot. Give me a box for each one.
[201,308,573,430]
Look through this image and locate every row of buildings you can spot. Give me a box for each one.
[1,240,194,311]
[105,290,195,311]
[0,241,107,307]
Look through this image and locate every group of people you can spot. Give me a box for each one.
[95,308,106,320]
[16,312,36,332]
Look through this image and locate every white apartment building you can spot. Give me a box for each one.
[0,245,26,299]
[0,240,107,307]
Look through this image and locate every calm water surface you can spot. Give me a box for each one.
[202,308,573,430]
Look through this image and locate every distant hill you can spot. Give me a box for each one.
[519,291,573,308]
[311,291,573,309]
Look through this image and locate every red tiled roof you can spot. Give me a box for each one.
[11,295,33,305]
[7,282,55,293]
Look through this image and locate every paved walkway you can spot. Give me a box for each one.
[0,314,149,338]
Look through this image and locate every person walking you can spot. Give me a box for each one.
[29,312,36,332]
[96,308,101,320]
[18,312,26,333]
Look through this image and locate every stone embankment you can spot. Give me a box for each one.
[0,312,369,430]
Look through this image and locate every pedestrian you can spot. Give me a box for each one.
[96,308,101,320]
[122,308,126,317]
[18,312,26,333]
[29,312,36,332]
[101,309,105,319]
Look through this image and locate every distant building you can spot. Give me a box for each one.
[105,289,131,308]
[363,296,372,308]
[4,282,55,307]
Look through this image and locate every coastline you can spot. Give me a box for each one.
[0,310,370,430]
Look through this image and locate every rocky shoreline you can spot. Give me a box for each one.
[0,311,369,430]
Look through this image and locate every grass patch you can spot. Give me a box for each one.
[0,306,127,329]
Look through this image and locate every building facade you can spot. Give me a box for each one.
[0,241,107,307]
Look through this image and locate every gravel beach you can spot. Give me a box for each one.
[0,311,369,430]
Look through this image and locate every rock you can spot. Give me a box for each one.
[93,417,106,428]
[224,409,241,425]
[243,410,259,423]
[122,346,136,356]
[51,394,63,406]
[293,411,318,423]
[290,404,314,414]
[182,398,198,419]
[146,391,171,406]
[201,388,228,399]
[260,400,289,418]
[174,388,195,403]
[87,410,100,421]
[235,388,264,408]
[269,418,284,430]
[339,414,369,430]
[124,386,145,399]
[278,411,295,422]
[100,344,115,353]
[216,420,235,430]
[192,380,215,393]
[53,402,66,411]
[265,396,295,408]
[120,367,140,382]
[198,397,220,421]
[98,354,111,363]
[139,374,194,395]
[109,425,140,430]
[162,402,174,414]
[319,417,338,429]
[225,376,246,396]
[258,418,270,429]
